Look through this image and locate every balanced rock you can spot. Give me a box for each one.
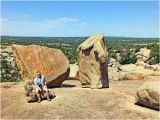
[12,44,70,87]
[77,33,109,88]
[136,80,160,110]
[24,81,55,103]
[136,48,151,63]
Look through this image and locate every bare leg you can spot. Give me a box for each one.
[36,88,41,103]
[44,86,51,101]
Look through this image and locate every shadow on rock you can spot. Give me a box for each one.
[135,102,160,111]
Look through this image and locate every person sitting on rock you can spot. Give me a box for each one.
[34,71,51,103]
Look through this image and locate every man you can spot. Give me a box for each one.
[34,71,51,103]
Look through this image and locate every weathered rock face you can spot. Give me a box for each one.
[24,81,55,103]
[12,44,70,87]
[77,33,109,88]
[136,80,160,110]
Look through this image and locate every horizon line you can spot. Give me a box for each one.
[1,35,159,39]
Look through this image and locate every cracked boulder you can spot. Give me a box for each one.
[77,33,109,89]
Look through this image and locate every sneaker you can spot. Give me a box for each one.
[37,98,41,103]
[47,97,51,101]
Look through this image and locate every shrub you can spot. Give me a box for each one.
[120,52,137,65]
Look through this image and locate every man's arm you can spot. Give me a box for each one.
[43,77,47,88]
[44,77,47,85]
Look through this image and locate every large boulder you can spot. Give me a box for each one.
[12,44,70,87]
[77,33,109,88]
[136,80,160,110]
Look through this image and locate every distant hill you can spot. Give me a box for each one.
[1,35,159,41]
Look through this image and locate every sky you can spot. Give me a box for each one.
[1,1,159,37]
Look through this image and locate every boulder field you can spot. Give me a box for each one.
[10,34,159,111]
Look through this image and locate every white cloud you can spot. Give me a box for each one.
[39,17,78,28]
[1,17,88,36]
[76,22,87,26]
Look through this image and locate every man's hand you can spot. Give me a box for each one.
[36,86,42,92]
[38,87,42,92]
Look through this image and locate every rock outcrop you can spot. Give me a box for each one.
[12,44,70,87]
[109,62,160,81]
[108,67,120,81]
[119,72,145,80]
[135,47,160,71]
[136,80,160,110]
[136,48,151,63]
[109,66,146,81]
[77,33,109,88]
[24,81,55,103]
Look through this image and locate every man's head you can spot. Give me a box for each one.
[37,71,41,78]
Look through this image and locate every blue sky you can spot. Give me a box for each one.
[1,1,159,37]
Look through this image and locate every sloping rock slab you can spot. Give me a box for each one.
[12,44,70,87]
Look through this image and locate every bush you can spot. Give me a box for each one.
[1,56,21,82]
[120,52,137,65]
[147,43,159,64]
